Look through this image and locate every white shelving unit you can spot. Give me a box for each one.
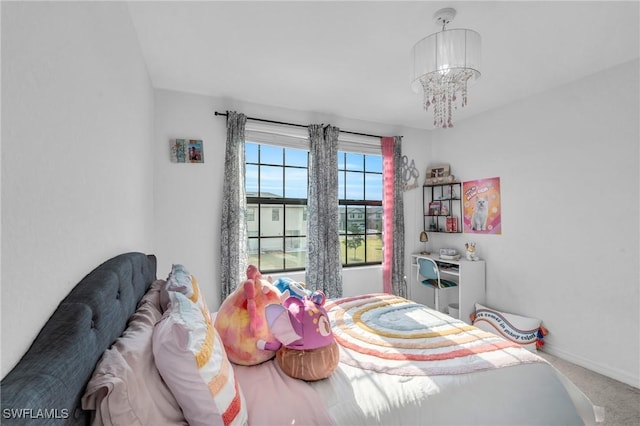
[410,253,486,324]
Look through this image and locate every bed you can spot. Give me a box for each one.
[0,252,596,425]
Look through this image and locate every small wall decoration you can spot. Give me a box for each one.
[401,155,420,191]
[170,139,204,163]
[463,177,501,234]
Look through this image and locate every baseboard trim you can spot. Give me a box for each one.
[542,343,640,389]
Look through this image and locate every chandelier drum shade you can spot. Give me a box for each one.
[411,8,481,128]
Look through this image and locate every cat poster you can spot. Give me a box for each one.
[463,177,501,234]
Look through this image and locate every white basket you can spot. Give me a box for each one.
[448,303,459,319]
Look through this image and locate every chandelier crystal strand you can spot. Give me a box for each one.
[418,70,474,128]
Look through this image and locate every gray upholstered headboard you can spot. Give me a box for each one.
[1,252,157,425]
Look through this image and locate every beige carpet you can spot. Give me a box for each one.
[539,352,640,425]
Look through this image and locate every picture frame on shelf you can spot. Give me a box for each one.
[424,163,455,185]
[427,164,450,178]
[428,201,441,216]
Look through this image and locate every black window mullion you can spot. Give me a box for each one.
[281,149,286,272]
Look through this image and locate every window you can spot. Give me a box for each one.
[246,142,383,273]
[337,152,383,267]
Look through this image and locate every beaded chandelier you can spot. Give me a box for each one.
[411,8,481,128]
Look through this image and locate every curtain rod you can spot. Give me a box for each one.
[214,111,398,139]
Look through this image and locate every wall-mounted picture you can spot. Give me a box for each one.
[463,177,501,234]
[170,138,204,163]
[187,139,204,163]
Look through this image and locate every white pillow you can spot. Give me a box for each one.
[153,291,248,426]
[472,303,547,352]
[160,264,208,314]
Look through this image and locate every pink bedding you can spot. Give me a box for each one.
[82,280,186,425]
[234,361,335,426]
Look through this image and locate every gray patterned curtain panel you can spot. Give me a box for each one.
[220,111,248,301]
[391,136,406,297]
[305,124,343,298]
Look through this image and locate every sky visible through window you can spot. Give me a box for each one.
[245,143,382,199]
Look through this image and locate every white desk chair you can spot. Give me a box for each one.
[417,257,458,312]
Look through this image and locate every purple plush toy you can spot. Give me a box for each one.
[262,291,339,381]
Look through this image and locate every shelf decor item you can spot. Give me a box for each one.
[401,155,420,191]
[424,163,455,185]
[428,201,441,216]
[465,242,480,261]
[419,231,430,255]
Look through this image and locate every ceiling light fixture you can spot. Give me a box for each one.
[411,8,481,128]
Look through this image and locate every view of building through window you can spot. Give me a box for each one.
[246,142,383,273]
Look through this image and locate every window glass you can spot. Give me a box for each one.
[284,168,307,198]
[259,205,282,236]
[259,165,283,197]
[344,153,364,171]
[365,173,382,201]
[285,237,306,270]
[260,145,283,165]
[246,164,259,195]
[246,143,259,163]
[258,238,284,271]
[365,154,382,172]
[285,148,308,167]
[345,171,364,199]
[246,141,382,273]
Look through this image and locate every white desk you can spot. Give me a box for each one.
[410,253,486,324]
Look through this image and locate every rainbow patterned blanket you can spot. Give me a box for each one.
[326,294,544,376]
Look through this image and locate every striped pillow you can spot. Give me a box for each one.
[471,303,547,352]
[153,291,247,426]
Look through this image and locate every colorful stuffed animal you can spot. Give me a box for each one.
[270,276,312,300]
[214,265,283,366]
[262,291,339,381]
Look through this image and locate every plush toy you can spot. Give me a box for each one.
[262,291,339,381]
[270,276,312,300]
[214,265,283,366]
[465,242,479,261]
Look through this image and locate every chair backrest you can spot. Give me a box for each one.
[417,257,440,282]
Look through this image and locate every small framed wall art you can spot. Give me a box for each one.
[170,139,204,163]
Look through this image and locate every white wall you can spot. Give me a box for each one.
[153,89,431,310]
[1,2,155,377]
[414,60,639,387]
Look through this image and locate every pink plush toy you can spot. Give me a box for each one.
[214,265,282,366]
[263,291,339,381]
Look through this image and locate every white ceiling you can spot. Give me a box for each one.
[127,1,639,130]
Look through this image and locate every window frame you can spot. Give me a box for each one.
[245,125,383,274]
